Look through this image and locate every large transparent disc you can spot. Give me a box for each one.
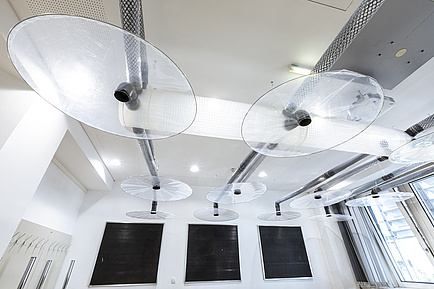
[193,208,239,221]
[389,132,434,164]
[346,191,414,207]
[7,15,196,139]
[309,214,353,222]
[257,211,301,221]
[121,176,192,201]
[126,211,175,219]
[290,189,352,209]
[206,182,267,204]
[242,70,384,157]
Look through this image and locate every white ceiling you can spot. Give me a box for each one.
[1,0,434,206]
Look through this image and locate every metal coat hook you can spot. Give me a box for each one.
[59,244,68,253]
[38,240,50,255]
[9,231,20,244]
[8,232,26,252]
[25,236,40,254]
[47,241,60,255]
[17,235,33,253]
[32,238,46,254]
[64,244,72,254]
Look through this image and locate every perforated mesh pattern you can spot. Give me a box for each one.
[312,0,386,74]
[405,114,434,137]
[119,0,148,87]
[26,0,106,22]
[119,0,145,39]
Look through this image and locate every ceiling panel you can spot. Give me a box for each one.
[332,0,434,89]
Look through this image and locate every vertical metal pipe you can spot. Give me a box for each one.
[237,154,267,182]
[150,201,158,214]
[119,0,148,88]
[226,150,259,184]
[17,256,36,289]
[137,138,159,185]
[62,260,75,289]
[213,202,219,216]
[119,0,159,185]
[35,260,52,289]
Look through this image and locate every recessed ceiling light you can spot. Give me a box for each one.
[190,165,199,172]
[289,64,311,75]
[258,171,267,178]
[110,159,122,166]
[395,48,407,58]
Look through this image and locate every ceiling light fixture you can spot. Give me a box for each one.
[190,165,199,172]
[110,159,122,166]
[289,64,312,75]
[258,171,267,177]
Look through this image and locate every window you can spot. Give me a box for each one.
[410,175,434,223]
[368,200,434,283]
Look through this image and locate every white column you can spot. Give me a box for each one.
[0,97,68,256]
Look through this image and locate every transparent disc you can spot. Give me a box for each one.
[389,132,434,164]
[309,214,353,222]
[193,208,239,221]
[7,15,196,139]
[206,182,267,204]
[257,211,302,221]
[121,176,192,201]
[290,189,352,209]
[126,211,175,219]
[242,70,384,157]
[346,191,414,207]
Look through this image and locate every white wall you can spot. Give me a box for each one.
[57,182,358,289]
[22,162,86,235]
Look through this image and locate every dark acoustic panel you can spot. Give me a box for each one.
[89,222,163,286]
[331,0,434,89]
[185,224,241,282]
[258,226,312,279]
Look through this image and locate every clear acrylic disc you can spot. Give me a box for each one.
[389,132,434,164]
[193,208,239,221]
[7,15,196,139]
[126,210,175,219]
[309,214,353,222]
[206,182,267,204]
[242,70,384,157]
[257,211,302,221]
[290,189,352,209]
[121,176,192,201]
[345,191,414,207]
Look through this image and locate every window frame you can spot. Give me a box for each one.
[363,186,434,288]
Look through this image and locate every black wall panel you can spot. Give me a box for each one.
[258,226,312,279]
[185,224,241,282]
[89,222,163,286]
